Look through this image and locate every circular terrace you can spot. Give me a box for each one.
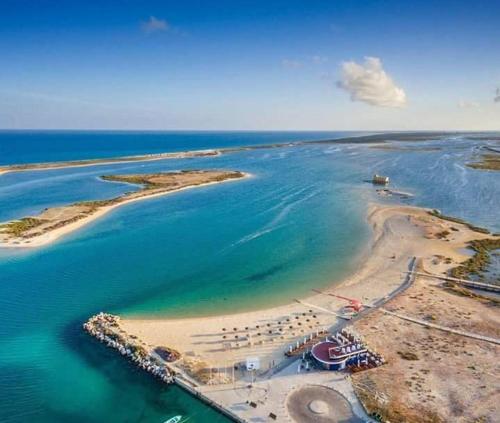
[286,384,362,422]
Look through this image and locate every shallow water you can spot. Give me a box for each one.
[0,132,498,422]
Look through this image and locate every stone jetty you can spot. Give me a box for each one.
[83,312,175,384]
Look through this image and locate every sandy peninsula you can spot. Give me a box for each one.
[0,170,249,248]
[88,202,500,422]
[0,149,221,176]
[120,208,497,359]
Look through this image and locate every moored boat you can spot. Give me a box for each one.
[164,415,182,423]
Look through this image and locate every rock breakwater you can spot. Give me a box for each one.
[84,313,175,384]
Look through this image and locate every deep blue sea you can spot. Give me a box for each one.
[0,130,363,165]
[0,131,499,422]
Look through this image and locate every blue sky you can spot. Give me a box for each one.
[1,0,499,130]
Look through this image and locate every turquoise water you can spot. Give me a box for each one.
[0,132,499,422]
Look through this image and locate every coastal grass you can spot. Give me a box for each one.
[0,217,45,237]
[449,238,500,280]
[428,210,490,234]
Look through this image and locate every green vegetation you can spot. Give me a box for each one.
[428,210,490,234]
[449,238,500,280]
[0,217,45,236]
[467,154,500,171]
[74,199,116,209]
[101,174,159,187]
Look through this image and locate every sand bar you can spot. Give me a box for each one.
[0,149,221,175]
[0,170,250,248]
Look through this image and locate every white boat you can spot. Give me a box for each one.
[164,416,182,423]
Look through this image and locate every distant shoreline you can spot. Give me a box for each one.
[0,131,466,176]
[0,149,221,176]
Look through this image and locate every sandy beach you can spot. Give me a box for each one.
[0,171,251,248]
[119,203,495,377]
[113,202,500,421]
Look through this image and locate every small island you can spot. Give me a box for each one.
[467,153,500,171]
[0,169,248,248]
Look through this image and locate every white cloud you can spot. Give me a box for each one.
[494,88,500,103]
[458,99,480,109]
[336,57,407,108]
[141,16,169,34]
[281,59,302,69]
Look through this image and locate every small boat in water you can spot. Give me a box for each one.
[164,416,182,423]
